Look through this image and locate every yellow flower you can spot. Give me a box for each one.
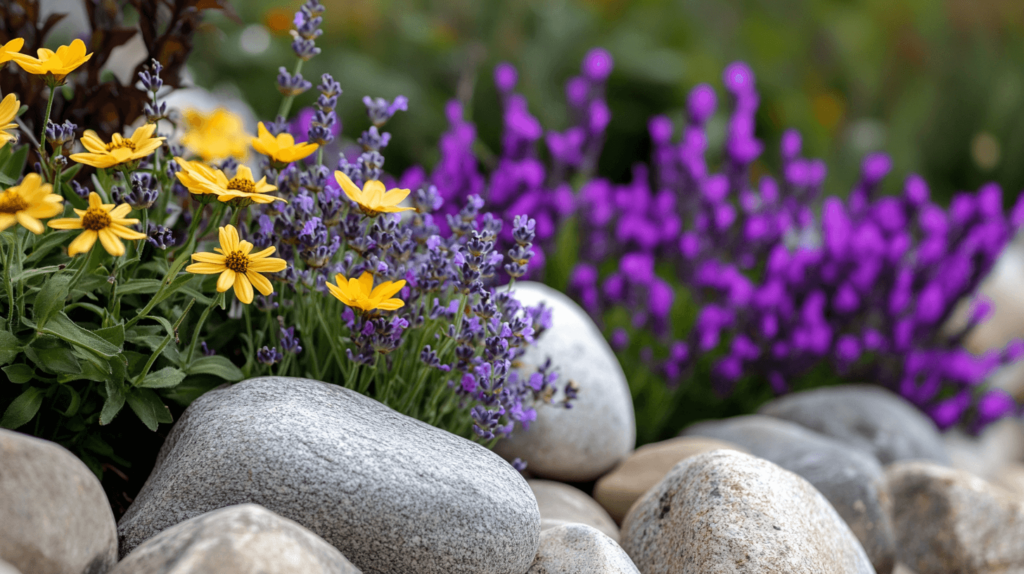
[180,108,251,162]
[252,122,318,165]
[13,39,92,83]
[0,94,20,150]
[326,271,406,313]
[200,164,283,206]
[70,124,164,169]
[0,173,64,234]
[0,38,25,65]
[334,171,413,216]
[186,224,287,304]
[47,192,147,257]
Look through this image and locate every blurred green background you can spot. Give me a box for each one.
[188,0,1024,205]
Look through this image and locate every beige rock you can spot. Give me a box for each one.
[893,564,918,574]
[887,461,1024,574]
[528,523,639,574]
[592,436,744,523]
[0,559,21,574]
[993,464,1024,498]
[943,417,1024,480]
[529,480,619,542]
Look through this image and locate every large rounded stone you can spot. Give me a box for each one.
[759,384,949,465]
[111,504,359,573]
[528,524,639,574]
[529,480,619,542]
[887,461,1024,574]
[592,436,745,523]
[495,282,635,482]
[117,377,539,574]
[0,560,21,574]
[684,415,895,573]
[0,429,117,574]
[620,450,874,574]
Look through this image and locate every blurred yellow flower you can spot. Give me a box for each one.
[48,192,146,257]
[173,159,283,207]
[70,124,164,169]
[13,39,92,83]
[327,271,406,313]
[187,224,287,304]
[334,171,413,216]
[0,94,20,150]
[252,122,317,165]
[0,173,64,234]
[180,108,251,162]
[0,38,25,65]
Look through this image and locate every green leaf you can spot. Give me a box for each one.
[140,366,186,389]
[40,313,121,358]
[0,330,20,365]
[58,386,81,417]
[185,355,244,382]
[0,387,44,430]
[61,162,83,182]
[95,324,125,347]
[32,274,71,329]
[152,273,196,307]
[58,360,107,383]
[99,379,125,425]
[115,279,164,296]
[0,145,28,181]
[0,172,15,186]
[2,364,34,383]
[28,345,81,375]
[11,265,66,282]
[126,388,172,431]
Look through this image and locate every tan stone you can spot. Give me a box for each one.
[529,480,620,542]
[993,464,1024,498]
[592,436,744,523]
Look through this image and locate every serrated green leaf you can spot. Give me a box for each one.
[32,274,70,329]
[185,355,244,381]
[2,363,34,383]
[0,386,44,430]
[40,313,121,357]
[140,366,185,389]
[126,388,172,431]
[0,330,20,365]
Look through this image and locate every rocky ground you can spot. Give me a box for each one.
[3,281,1024,573]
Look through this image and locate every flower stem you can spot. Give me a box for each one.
[276,59,304,120]
[39,87,57,178]
[185,291,224,365]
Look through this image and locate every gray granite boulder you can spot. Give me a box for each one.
[528,524,639,574]
[759,384,949,465]
[621,449,874,574]
[495,282,635,482]
[887,461,1024,574]
[0,560,21,574]
[683,415,895,573]
[529,480,620,542]
[111,504,359,573]
[0,429,117,574]
[117,377,540,574]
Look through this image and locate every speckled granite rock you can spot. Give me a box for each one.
[495,282,635,482]
[759,384,949,465]
[0,559,22,574]
[684,415,894,573]
[529,480,619,542]
[887,461,1024,574]
[620,450,874,574]
[593,437,745,523]
[528,524,638,574]
[117,377,539,574]
[112,504,360,573]
[0,429,117,574]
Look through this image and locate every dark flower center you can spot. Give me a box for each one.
[225,250,249,273]
[0,190,27,214]
[81,208,112,231]
[106,136,136,152]
[227,178,256,194]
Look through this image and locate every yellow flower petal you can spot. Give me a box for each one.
[233,273,254,304]
[97,228,125,256]
[246,271,273,296]
[216,269,236,293]
[67,230,98,256]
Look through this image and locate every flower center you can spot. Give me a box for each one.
[225,250,249,273]
[81,207,112,231]
[227,178,256,194]
[0,190,28,214]
[105,135,136,152]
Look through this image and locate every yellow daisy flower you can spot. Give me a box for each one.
[0,38,25,65]
[69,124,165,169]
[0,93,20,150]
[326,271,406,313]
[200,164,284,206]
[0,173,64,234]
[47,192,147,257]
[13,39,92,84]
[334,171,413,216]
[251,122,318,166]
[186,224,287,305]
[180,108,251,162]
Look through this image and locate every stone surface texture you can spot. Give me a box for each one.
[593,436,744,523]
[0,429,117,574]
[528,524,639,574]
[495,282,635,482]
[620,449,874,574]
[887,461,1024,574]
[684,415,895,574]
[943,418,1024,480]
[0,560,21,574]
[759,384,949,465]
[112,504,360,573]
[529,480,619,542]
[117,377,540,574]
[993,463,1024,498]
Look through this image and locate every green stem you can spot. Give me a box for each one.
[133,297,195,386]
[313,301,342,373]
[276,59,305,121]
[2,233,14,324]
[185,292,224,365]
[39,87,56,173]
